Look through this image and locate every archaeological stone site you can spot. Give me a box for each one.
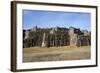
[23,26,91,48]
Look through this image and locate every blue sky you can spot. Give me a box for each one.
[23,10,91,31]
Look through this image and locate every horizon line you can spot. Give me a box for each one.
[23,26,91,31]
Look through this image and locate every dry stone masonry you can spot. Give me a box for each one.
[23,26,91,48]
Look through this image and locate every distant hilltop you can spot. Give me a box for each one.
[23,26,91,48]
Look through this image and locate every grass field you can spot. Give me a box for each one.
[23,46,91,62]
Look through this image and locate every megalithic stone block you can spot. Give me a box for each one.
[42,32,47,47]
[24,31,29,39]
[70,34,78,46]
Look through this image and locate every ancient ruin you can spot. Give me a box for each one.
[23,26,91,48]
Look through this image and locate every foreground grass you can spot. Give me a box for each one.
[23,46,90,53]
[23,46,91,62]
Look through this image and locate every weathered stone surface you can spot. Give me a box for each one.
[42,33,47,47]
[69,34,78,46]
[23,27,91,48]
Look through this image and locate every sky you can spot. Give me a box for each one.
[23,10,91,31]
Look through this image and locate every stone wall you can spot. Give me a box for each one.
[23,27,91,48]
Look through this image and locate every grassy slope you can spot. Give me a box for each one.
[23,46,91,62]
[23,46,90,53]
